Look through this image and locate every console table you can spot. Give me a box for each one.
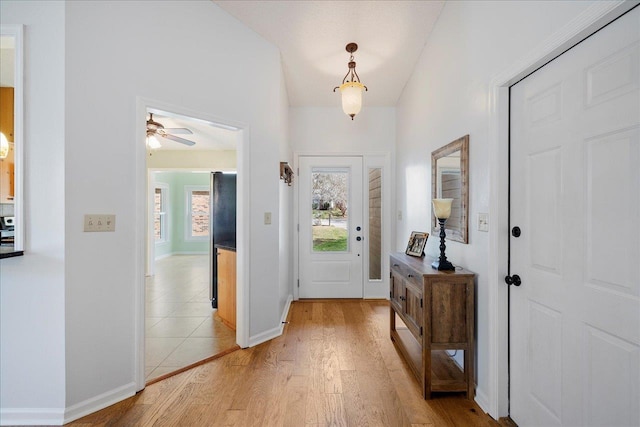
[389,252,476,399]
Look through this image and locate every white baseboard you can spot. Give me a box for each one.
[248,324,283,347]
[280,294,293,324]
[248,295,293,347]
[475,387,491,417]
[0,408,65,426]
[63,382,136,424]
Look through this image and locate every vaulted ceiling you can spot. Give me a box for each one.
[152,1,446,151]
[215,1,445,107]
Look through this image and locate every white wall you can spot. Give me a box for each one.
[395,0,599,411]
[291,107,396,153]
[0,1,67,424]
[63,0,288,413]
[1,0,289,422]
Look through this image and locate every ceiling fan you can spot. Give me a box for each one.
[146,113,196,147]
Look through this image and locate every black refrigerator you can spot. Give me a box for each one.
[209,172,236,309]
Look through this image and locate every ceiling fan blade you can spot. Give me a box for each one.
[160,134,196,146]
[162,127,193,135]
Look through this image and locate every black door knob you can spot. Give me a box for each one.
[512,226,521,238]
[356,226,362,231]
[356,236,362,241]
[505,274,522,286]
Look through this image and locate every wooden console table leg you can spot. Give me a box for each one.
[423,349,431,399]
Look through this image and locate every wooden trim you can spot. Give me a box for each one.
[145,345,240,386]
[431,135,469,244]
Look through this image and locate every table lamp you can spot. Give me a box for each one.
[432,198,455,271]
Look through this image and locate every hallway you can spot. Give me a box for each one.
[76,300,497,426]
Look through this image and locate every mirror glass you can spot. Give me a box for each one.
[432,135,469,244]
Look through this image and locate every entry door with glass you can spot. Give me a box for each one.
[298,156,364,298]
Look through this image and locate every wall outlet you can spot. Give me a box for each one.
[264,212,272,225]
[84,214,116,232]
[478,213,489,232]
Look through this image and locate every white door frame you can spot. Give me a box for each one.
[485,1,636,419]
[134,98,251,391]
[293,152,392,301]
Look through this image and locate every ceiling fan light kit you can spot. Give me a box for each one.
[334,43,368,120]
[145,112,196,149]
[146,134,161,149]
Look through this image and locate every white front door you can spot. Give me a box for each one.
[510,7,639,427]
[298,156,364,298]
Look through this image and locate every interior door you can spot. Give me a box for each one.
[509,7,639,427]
[298,156,364,298]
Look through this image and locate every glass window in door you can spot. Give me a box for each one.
[311,168,349,252]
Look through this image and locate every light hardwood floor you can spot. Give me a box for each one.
[71,300,498,426]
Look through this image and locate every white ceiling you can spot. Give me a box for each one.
[148,109,239,151]
[155,1,446,150]
[214,0,445,107]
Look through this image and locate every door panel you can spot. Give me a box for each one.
[390,271,403,312]
[299,156,364,298]
[586,129,639,295]
[510,7,639,427]
[403,281,422,340]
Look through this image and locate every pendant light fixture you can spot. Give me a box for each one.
[333,43,368,120]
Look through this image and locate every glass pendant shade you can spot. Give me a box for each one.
[340,82,365,119]
[146,134,161,149]
[432,198,453,219]
[0,133,9,159]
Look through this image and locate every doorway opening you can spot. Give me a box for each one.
[143,107,241,384]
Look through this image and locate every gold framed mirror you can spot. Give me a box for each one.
[431,135,469,244]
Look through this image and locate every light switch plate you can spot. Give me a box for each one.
[84,214,116,232]
[478,213,489,232]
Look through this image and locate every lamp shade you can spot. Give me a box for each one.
[433,198,453,219]
[146,134,161,149]
[0,133,8,159]
[339,82,365,119]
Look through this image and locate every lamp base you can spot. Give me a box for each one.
[432,258,455,271]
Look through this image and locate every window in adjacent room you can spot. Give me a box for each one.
[186,186,209,240]
[154,185,168,243]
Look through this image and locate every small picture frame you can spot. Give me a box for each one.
[405,231,429,257]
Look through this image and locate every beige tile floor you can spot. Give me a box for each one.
[145,254,236,382]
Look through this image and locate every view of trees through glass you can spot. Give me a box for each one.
[312,170,348,251]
